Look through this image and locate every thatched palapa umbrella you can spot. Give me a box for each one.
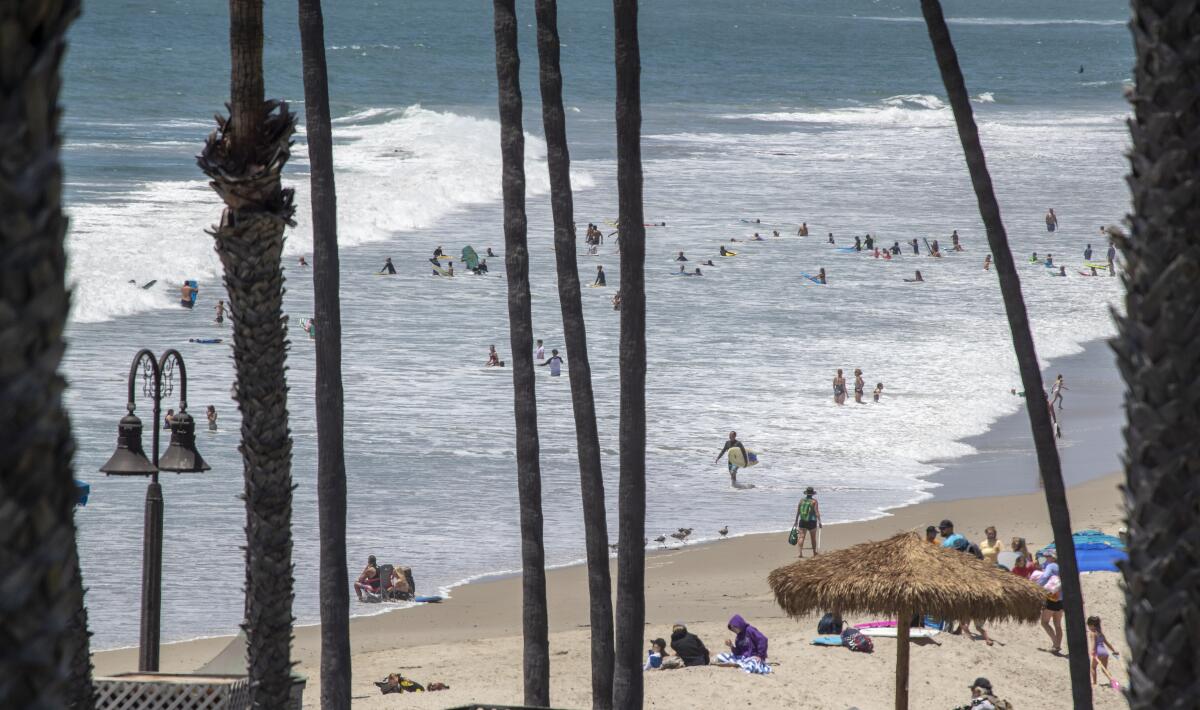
[768,532,1044,710]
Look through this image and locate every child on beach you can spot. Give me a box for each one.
[1088,616,1119,685]
[643,639,664,670]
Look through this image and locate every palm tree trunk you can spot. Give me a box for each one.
[492,1,551,704]
[1118,3,1200,707]
[0,1,93,707]
[532,2,615,707]
[918,3,1092,708]
[198,1,297,706]
[610,0,648,708]
[297,1,350,708]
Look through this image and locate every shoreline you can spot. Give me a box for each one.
[92,338,1124,668]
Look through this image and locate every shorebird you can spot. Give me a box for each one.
[670,530,690,543]
[654,535,667,545]
[718,526,729,538]
[608,543,619,551]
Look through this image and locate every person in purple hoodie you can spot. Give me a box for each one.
[714,614,771,674]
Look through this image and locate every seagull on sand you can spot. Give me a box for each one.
[718,526,729,537]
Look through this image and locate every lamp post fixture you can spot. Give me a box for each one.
[99,348,209,672]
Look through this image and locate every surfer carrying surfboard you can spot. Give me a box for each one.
[715,431,750,487]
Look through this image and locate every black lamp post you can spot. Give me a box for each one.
[99,348,209,672]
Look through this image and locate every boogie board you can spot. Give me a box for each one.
[462,246,480,270]
[413,595,443,603]
[141,279,158,290]
[188,338,223,345]
[800,273,824,285]
[727,448,758,468]
[836,246,858,253]
[811,635,844,646]
[719,251,738,257]
[181,279,199,308]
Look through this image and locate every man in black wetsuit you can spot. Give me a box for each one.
[864,234,874,250]
[891,241,901,255]
[594,265,607,286]
[911,238,920,255]
[380,257,396,275]
[715,430,750,487]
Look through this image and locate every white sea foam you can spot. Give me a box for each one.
[64,106,593,323]
[974,92,996,104]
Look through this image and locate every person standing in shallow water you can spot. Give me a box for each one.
[1046,208,1058,232]
[832,369,847,405]
[714,430,750,487]
[792,487,822,557]
[853,368,865,404]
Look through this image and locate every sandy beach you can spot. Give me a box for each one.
[94,468,1127,709]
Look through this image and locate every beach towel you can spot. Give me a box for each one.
[714,652,771,674]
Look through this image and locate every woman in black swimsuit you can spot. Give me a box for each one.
[853,368,865,404]
[832,369,847,405]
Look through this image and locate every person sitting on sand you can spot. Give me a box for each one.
[953,677,1003,710]
[715,614,770,674]
[643,638,665,670]
[386,565,416,601]
[1010,537,1035,578]
[904,270,924,282]
[355,555,381,601]
[925,525,939,545]
[938,520,965,549]
[669,623,711,666]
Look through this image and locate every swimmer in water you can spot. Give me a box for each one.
[180,281,198,308]
[1045,254,1054,267]
[703,259,715,266]
[904,270,924,282]
[447,261,455,276]
[798,222,809,236]
[873,382,883,402]
[214,299,226,324]
[693,268,703,276]
[832,370,847,405]
[380,257,396,275]
[298,256,309,267]
[1030,252,1040,263]
[911,238,920,255]
[817,267,826,284]
[864,234,874,251]
[720,245,732,256]
[1084,243,1093,261]
[984,254,992,270]
[951,230,963,251]
[853,368,865,404]
[676,251,688,261]
[487,345,502,367]
[540,349,564,376]
[854,235,862,252]
[891,241,901,255]
[931,239,942,257]
[772,230,781,238]
[611,291,621,310]
[487,247,497,257]
[827,233,835,244]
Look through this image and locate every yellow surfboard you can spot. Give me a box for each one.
[727,448,758,468]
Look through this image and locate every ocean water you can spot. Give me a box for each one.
[60,0,1133,650]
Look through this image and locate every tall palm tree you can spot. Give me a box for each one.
[532,2,615,707]
[0,1,94,708]
[610,0,648,708]
[492,0,551,704]
[1117,2,1200,707]
[296,1,350,708]
[197,1,296,706]
[918,2,1092,707]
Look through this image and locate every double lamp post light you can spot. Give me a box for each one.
[99,348,209,672]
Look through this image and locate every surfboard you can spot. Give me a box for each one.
[719,251,738,257]
[836,246,858,253]
[432,266,453,277]
[141,280,158,290]
[188,338,223,345]
[434,255,452,260]
[727,448,758,468]
[462,246,480,270]
[858,626,940,639]
[996,551,1020,570]
[1083,261,1109,269]
[800,273,824,285]
[811,635,844,646]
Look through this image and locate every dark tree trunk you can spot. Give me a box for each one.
[532,2,615,707]
[198,1,297,706]
[1118,2,1200,707]
[918,3,1092,708]
[610,0,648,708]
[297,1,351,708]
[492,0,551,705]
[0,1,94,707]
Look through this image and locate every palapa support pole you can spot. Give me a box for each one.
[895,605,911,710]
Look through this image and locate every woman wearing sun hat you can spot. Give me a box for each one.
[792,487,822,558]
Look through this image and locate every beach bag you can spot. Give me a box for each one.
[788,527,799,546]
[841,628,874,653]
[818,613,844,635]
[1045,575,1062,601]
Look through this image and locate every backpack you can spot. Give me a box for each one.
[841,628,874,653]
[967,542,984,560]
[817,613,845,635]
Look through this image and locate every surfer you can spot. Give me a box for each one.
[911,238,920,255]
[298,256,309,267]
[881,249,892,261]
[891,241,901,255]
[1053,266,1067,277]
[904,270,924,283]
[380,257,396,275]
[540,349,564,376]
[854,235,862,252]
[1106,243,1116,275]
[486,345,502,367]
[817,268,826,285]
[1046,208,1058,233]
[1045,254,1054,267]
[447,261,455,277]
[719,245,732,257]
[703,259,715,266]
[751,233,766,241]
[214,299,226,324]
[535,339,545,362]
[792,488,822,557]
[864,234,874,251]
[677,264,687,275]
[676,251,688,261]
[693,268,703,276]
[853,368,865,404]
[1084,244,1093,261]
[477,259,489,275]
[594,265,607,286]
[931,239,942,257]
[827,233,835,245]
[433,246,444,259]
[487,247,497,257]
[772,230,781,238]
[715,431,750,487]
[832,369,847,405]
[180,282,197,308]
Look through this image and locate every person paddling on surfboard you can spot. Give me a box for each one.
[715,431,750,487]
[792,487,822,558]
[380,257,396,275]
